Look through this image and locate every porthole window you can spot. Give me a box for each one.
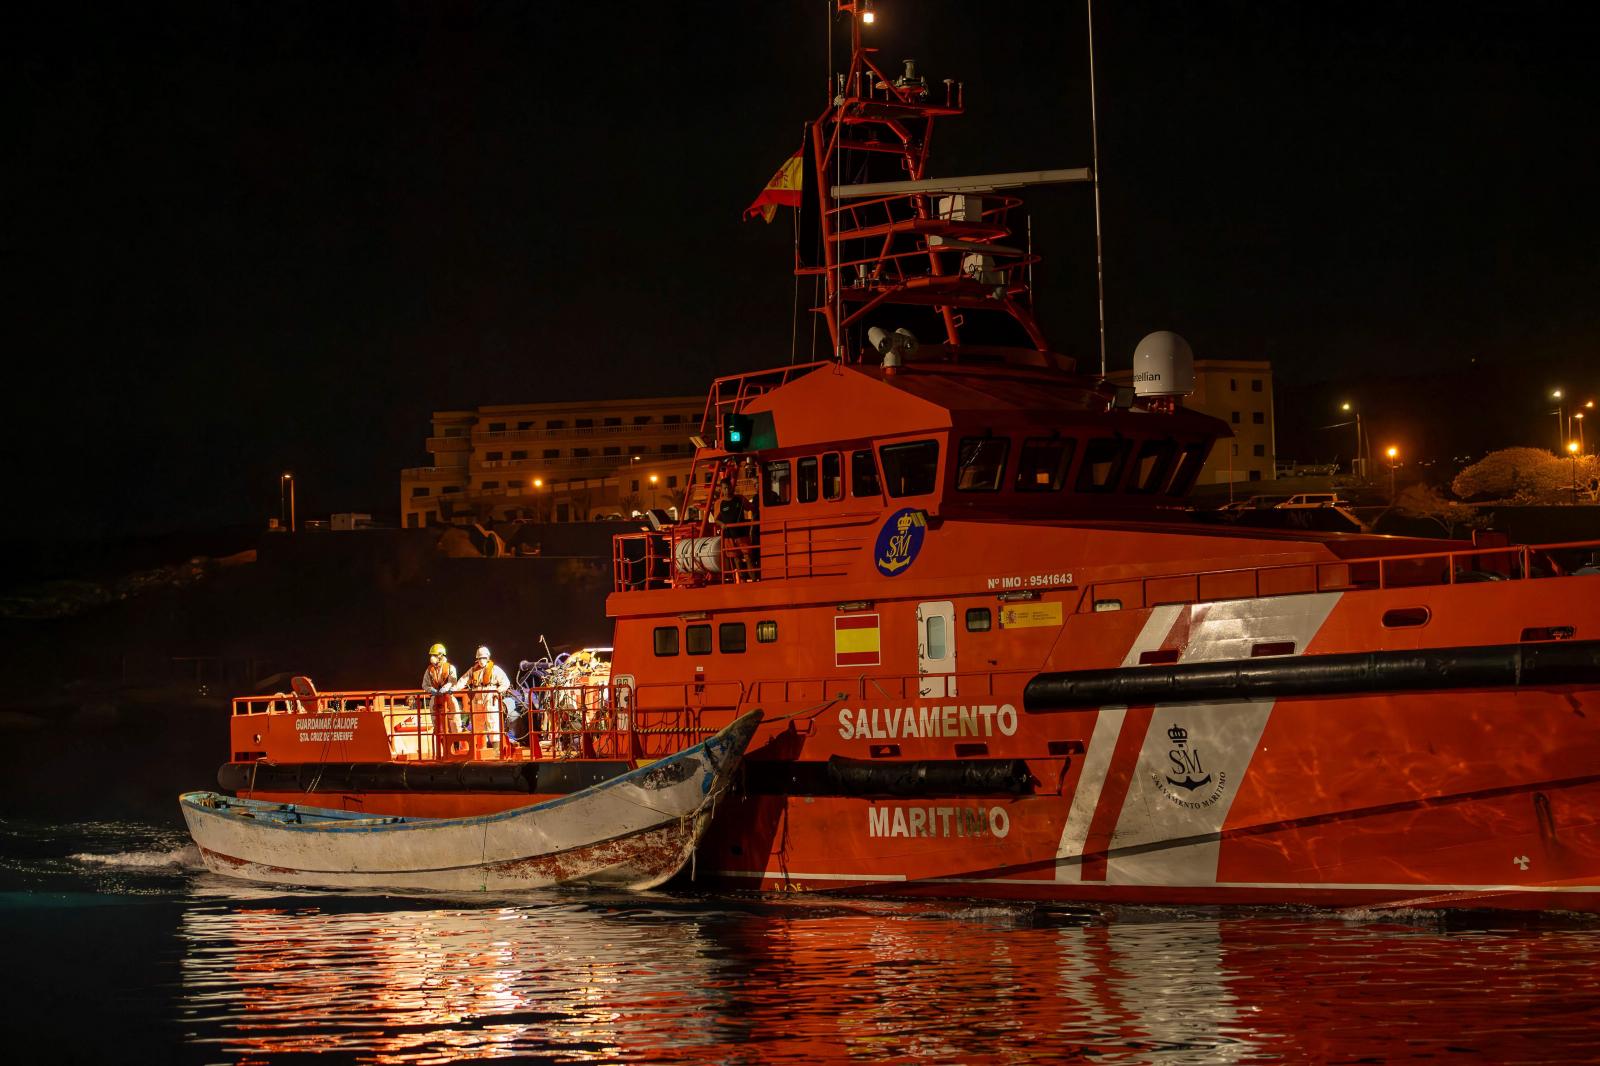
[653,627,679,656]
[719,622,747,653]
[756,620,779,643]
[965,608,992,632]
[686,624,712,655]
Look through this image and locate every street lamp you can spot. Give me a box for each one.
[648,473,659,509]
[1340,402,1367,477]
[1552,389,1565,451]
[280,472,296,532]
[1577,411,1586,454]
[1569,440,1581,503]
[1384,446,1399,499]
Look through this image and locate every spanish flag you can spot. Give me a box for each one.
[743,151,804,223]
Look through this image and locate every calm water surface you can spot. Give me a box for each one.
[3,818,1599,1064]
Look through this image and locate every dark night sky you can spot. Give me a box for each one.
[9,1,1597,544]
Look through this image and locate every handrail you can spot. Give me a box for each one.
[1082,538,1600,613]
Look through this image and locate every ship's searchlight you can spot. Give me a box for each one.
[868,325,918,369]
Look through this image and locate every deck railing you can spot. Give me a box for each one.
[613,511,879,591]
[1080,538,1600,614]
[231,683,711,763]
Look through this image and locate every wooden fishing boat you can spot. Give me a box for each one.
[180,710,760,891]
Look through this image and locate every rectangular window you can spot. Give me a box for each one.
[604,417,621,426]
[631,479,640,492]
[633,415,651,425]
[444,485,461,494]
[576,418,594,428]
[763,460,792,506]
[487,451,504,461]
[667,475,678,488]
[1229,379,1237,392]
[686,624,712,655]
[1076,437,1130,493]
[488,422,507,431]
[1230,412,1241,424]
[573,448,590,457]
[1249,468,1263,481]
[543,448,560,459]
[1016,437,1076,492]
[603,446,621,455]
[821,453,843,500]
[661,443,680,453]
[653,627,679,656]
[879,440,940,497]
[797,456,819,503]
[1252,411,1265,425]
[756,620,778,643]
[509,479,524,489]
[664,414,683,424]
[965,607,992,632]
[482,480,500,490]
[1253,443,1266,457]
[547,419,566,430]
[851,450,880,497]
[443,427,467,437]
[517,421,534,430]
[411,487,430,497]
[1251,379,1263,392]
[956,437,1009,492]
[509,449,527,460]
[1131,439,1179,494]
[719,622,747,653]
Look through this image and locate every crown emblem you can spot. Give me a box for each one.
[1167,723,1189,746]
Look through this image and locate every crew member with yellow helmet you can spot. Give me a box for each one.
[422,643,463,747]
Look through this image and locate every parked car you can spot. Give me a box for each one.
[1279,493,1349,509]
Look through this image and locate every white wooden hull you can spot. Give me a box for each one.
[181,711,760,892]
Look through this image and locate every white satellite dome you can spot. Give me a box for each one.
[1131,331,1195,397]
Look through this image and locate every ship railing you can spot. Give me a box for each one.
[744,669,1032,710]
[613,511,878,590]
[1079,537,1600,614]
[698,363,828,441]
[229,683,710,764]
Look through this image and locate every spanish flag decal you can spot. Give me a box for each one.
[834,613,882,667]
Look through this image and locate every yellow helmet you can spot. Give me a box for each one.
[429,643,447,657]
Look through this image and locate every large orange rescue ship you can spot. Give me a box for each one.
[220,5,1600,910]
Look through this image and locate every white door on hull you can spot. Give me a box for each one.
[916,600,957,699]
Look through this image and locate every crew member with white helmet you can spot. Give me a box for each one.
[454,645,511,750]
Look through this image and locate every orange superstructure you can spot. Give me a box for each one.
[214,3,1600,910]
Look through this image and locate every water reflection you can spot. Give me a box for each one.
[176,890,1600,1064]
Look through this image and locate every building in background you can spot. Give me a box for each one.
[1108,358,1276,484]
[400,396,703,527]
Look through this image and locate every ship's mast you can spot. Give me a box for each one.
[813,2,1081,368]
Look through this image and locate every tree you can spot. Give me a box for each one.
[1451,447,1599,503]
[1393,483,1485,537]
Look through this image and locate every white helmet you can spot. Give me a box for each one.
[475,645,491,661]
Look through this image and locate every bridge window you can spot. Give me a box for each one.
[686,624,712,655]
[822,453,843,500]
[756,620,779,643]
[965,608,992,632]
[797,457,819,503]
[763,460,792,506]
[719,622,747,653]
[956,437,1008,492]
[879,440,940,498]
[1076,437,1130,493]
[653,627,679,656]
[1168,441,1209,495]
[1131,439,1179,493]
[851,450,880,497]
[1016,437,1076,492]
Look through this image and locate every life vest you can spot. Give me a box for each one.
[465,659,497,687]
[426,660,453,690]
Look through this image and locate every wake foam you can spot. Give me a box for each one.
[70,845,201,870]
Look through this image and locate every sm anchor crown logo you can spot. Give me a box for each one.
[1165,723,1213,792]
[874,508,928,577]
